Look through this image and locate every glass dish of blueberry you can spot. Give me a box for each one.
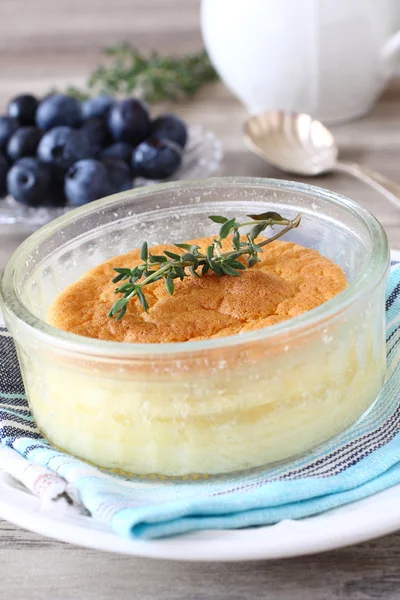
[0,94,223,232]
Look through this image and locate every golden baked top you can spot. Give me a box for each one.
[48,237,347,343]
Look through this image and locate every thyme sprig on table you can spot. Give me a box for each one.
[56,44,218,103]
[108,211,301,321]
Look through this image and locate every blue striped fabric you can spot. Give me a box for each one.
[1,263,400,539]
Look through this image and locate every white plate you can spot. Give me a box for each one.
[0,251,398,562]
[1,470,400,561]
[0,125,223,235]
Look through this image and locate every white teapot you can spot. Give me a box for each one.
[201,0,400,123]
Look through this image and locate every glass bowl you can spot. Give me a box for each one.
[0,125,223,235]
[0,177,389,477]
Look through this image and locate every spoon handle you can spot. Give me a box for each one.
[336,162,400,210]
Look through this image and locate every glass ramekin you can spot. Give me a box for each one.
[0,178,389,477]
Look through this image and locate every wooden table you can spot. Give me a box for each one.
[2,1,400,598]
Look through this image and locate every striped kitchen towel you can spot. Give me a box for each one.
[1,259,400,540]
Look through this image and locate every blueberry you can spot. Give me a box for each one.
[103,158,133,193]
[82,95,114,120]
[36,94,83,130]
[0,153,8,198]
[7,158,52,207]
[131,138,182,180]
[101,142,133,165]
[65,159,113,206]
[7,94,38,126]
[0,116,19,150]
[81,117,112,153]
[108,98,150,145]
[38,126,95,180]
[150,114,188,148]
[7,127,42,161]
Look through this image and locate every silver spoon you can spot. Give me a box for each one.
[243,110,400,209]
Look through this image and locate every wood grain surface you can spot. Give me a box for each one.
[2,1,400,598]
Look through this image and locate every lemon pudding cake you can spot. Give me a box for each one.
[15,210,385,477]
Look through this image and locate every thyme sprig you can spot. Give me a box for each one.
[55,44,218,103]
[108,211,301,321]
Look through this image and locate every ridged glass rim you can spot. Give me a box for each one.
[0,177,389,357]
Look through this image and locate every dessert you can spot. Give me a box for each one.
[23,214,379,478]
[1,179,388,478]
